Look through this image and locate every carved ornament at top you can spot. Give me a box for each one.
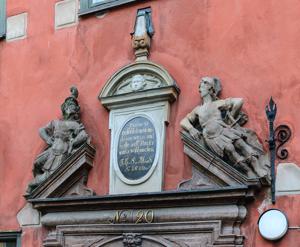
[115,73,164,95]
[131,7,154,61]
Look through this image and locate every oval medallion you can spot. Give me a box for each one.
[117,117,157,181]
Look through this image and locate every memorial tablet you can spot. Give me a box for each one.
[117,116,157,182]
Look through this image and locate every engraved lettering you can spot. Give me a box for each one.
[117,117,157,180]
[110,210,155,224]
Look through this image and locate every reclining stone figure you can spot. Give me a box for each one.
[180,77,269,180]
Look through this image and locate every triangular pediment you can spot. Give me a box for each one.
[25,143,95,200]
[179,131,262,190]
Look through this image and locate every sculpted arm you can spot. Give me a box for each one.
[223,98,244,121]
[180,109,201,139]
[68,124,89,153]
[39,121,54,146]
[225,98,244,118]
[72,128,88,147]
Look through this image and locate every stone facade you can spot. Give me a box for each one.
[0,1,300,247]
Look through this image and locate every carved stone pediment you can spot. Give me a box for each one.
[115,73,165,95]
[25,142,95,199]
[99,60,180,110]
[179,130,264,191]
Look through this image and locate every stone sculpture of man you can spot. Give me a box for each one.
[26,86,89,195]
[180,77,269,179]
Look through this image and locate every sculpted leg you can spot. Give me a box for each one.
[234,139,258,158]
[224,143,252,174]
[224,143,243,163]
[25,172,48,194]
[249,156,268,177]
[234,139,269,178]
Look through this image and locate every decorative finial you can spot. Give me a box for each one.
[131,7,154,61]
[70,86,78,99]
[266,97,277,122]
[61,86,80,120]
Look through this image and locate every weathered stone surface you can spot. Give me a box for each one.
[41,204,246,227]
[276,163,300,195]
[6,13,27,41]
[55,0,78,29]
[44,221,244,246]
[30,189,248,247]
[17,203,40,226]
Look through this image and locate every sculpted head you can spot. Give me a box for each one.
[199,77,221,99]
[61,86,80,120]
[131,74,146,91]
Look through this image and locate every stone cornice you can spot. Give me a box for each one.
[29,186,252,214]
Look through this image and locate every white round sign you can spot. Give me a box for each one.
[258,209,288,241]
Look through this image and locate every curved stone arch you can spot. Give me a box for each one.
[99,60,177,98]
[86,235,184,247]
[143,236,186,247]
[87,236,123,247]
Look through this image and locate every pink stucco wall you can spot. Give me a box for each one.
[1,0,300,246]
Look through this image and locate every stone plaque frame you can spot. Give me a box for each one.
[113,114,160,185]
[99,60,179,194]
[109,102,169,193]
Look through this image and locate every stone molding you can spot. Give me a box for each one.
[43,220,245,246]
[30,186,250,214]
[29,189,248,247]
